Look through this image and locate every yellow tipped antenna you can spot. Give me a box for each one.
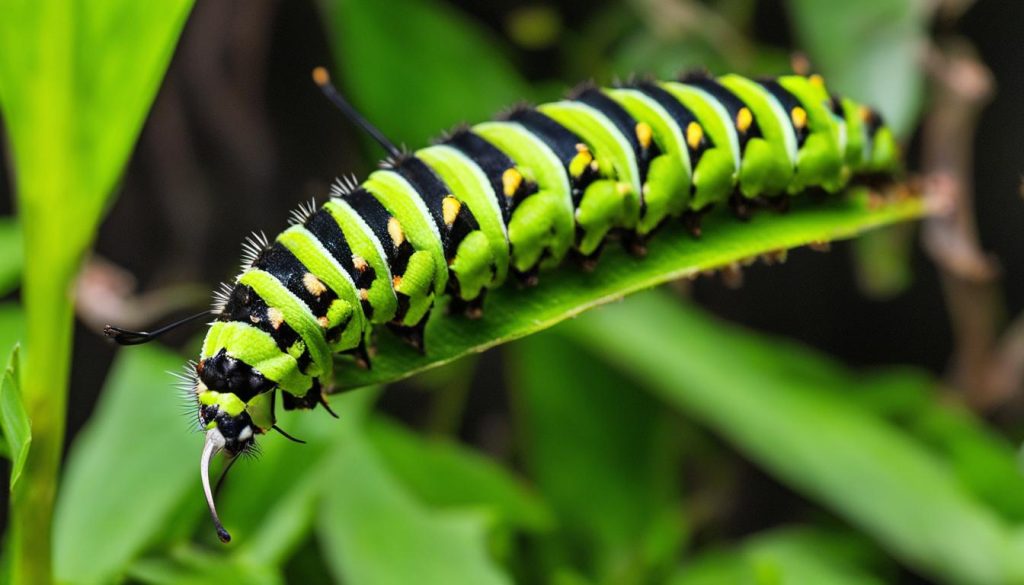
[311,66,402,159]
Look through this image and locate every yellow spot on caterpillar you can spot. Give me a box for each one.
[502,168,522,197]
[303,273,327,297]
[352,255,368,272]
[858,105,873,123]
[387,217,405,247]
[569,143,593,178]
[392,275,403,289]
[249,314,261,324]
[635,122,653,149]
[809,74,825,88]
[442,196,461,225]
[791,107,808,130]
[589,160,599,172]
[616,182,631,195]
[686,122,704,149]
[317,316,330,328]
[736,107,753,133]
[359,288,369,301]
[267,307,284,330]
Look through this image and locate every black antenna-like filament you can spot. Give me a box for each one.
[104,310,215,346]
[312,66,402,159]
[272,425,307,444]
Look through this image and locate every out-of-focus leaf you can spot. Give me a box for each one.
[909,401,1024,523]
[564,292,1024,585]
[367,416,554,532]
[317,407,511,585]
[0,304,24,460]
[214,406,345,549]
[0,304,24,371]
[505,6,562,50]
[840,368,1024,523]
[0,217,22,296]
[219,391,377,562]
[128,546,283,585]
[0,2,193,578]
[54,345,201,585]
[671,527,886,585]
[321,0,530,147]
[851,225,914,298]
[0,345,30,488]
[233,467,324,569]
[337,194,924,392]
[510,333,684,581]
[787,0,927,137]
[0,0,194,257]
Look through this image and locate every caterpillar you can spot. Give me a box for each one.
[106,67,900,543]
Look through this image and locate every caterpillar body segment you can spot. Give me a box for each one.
[167,69,901,542]
[603,86,693,235]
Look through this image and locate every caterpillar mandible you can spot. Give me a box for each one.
[106,66,901,543]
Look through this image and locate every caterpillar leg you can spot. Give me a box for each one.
[386,314,429,353]
[621,230,648,258]
[507,192,574,275]
[280,378,334,416]
[340,337,372,369]
[446,289,487,319]
[574,179,636,256]
[448,230,498,302]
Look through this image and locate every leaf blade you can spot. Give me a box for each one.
[0,345,30,489]
[317,399,512,585]
[563,292,1024,584]
[54,345,201,585]
[336,193,924,391]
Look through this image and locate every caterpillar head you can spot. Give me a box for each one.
[194,349,275,543]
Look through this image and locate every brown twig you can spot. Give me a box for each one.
[919,42,1007,409]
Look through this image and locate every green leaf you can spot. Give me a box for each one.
[786,0,927,137]
[819,367,1024,523]
[128,546,283,585]
[54,345,201,585]
[0,304,25,376]
[321,0,530,147]
[217,399,367,563]
[0,0,194,255]
[335,193,923,391]
[0,3,194,580]
[510,333,685,581]
[850,225,914,298]
[317,402,511,585]
[671,527,885,585]
[0,303,24,461]
[563,292,1024,584]
[0,345,30,489]
[905,395,1024,523]
[213,406,344,551]
[0,217,22,296]
[367,416,554,532]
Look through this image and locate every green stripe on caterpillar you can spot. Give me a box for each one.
[106,67,901,542]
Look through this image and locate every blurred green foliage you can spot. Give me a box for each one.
[0,0,193,581]
[4,0,1018,584]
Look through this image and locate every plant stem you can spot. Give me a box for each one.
[8,230,78,584]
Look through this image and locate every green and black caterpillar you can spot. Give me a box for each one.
[106,67,900,542]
